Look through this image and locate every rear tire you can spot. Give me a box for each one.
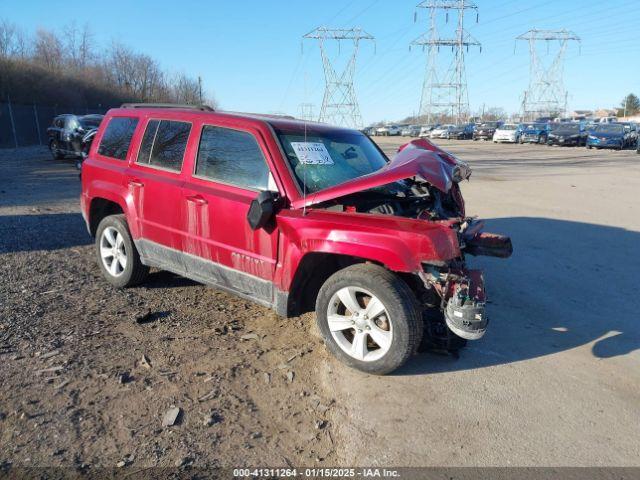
[49,140,64,160]
[315,263,423,375]
[95,214,149,288]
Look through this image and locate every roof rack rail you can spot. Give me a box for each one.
[120,103,214,112]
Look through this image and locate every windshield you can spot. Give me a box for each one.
[552,124,579,132]
[593,124,624,134]
[274,126,389,194]
[479,122,498,128]
[523,123,545,130]
[500,124,518,130]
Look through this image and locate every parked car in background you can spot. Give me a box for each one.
[401,125,421,137]
[430,124,457,139]
[473,121,503,141]
[586,123,626,150]
[376,125,401,136]
[47,114,104,159]
[492,123,520,143]
[449,124,475,140]
[637,136,640,153]
[362,126,377,136]
[419,124,439,137]
[547,123,587,147]
[619,122,638,147]
[519,122,550,144]
[80,104,512,374]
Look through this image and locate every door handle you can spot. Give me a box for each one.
[128,180,144,188]
[186,194,208,205]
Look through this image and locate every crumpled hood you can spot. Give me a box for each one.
[292,138,471,209]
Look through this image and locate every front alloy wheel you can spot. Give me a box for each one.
[327,286,393,363]
[316,263,422,375]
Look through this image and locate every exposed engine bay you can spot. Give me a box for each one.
[323,177,465,221]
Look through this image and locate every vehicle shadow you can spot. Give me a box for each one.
[0,213,91,253]
[144,270,199,289]
[398,216,640,375]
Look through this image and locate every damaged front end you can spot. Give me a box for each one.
[306,137,513,353]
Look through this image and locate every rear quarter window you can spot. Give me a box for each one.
[98,117,139,160]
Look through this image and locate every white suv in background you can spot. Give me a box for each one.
[430,124,456,139]
[376,125,401,136]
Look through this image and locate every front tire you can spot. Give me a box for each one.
[315,263,423,375]
[95,214,149,288]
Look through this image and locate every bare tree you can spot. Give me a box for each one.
[0,18,214,108]
[33,28,63,70]
[171,73,200,104]
[0,20,28,58]
[64,22,95,70]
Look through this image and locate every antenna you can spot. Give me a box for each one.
[411,0,481,125]
[303,27,375,129]
[298,103,316,122]
[516,29,581,120]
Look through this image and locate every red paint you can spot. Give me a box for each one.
[81,108,482,295]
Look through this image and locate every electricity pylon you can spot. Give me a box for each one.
[412,0,480,124]
[516,29,581,121]
[303,27,374,129]
[298,103,316,122]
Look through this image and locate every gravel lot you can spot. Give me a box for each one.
[1,139,639,470]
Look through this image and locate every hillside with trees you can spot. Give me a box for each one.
[0,19,214,108]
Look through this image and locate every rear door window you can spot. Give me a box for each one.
[195,126,269,190]
[136,119,191,172]
[98,117,139,160]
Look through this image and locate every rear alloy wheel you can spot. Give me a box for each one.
[316,263,422,375]
[95,215,149,288]
[49,140,64,160]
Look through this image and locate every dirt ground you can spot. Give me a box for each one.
[1,139,639,470]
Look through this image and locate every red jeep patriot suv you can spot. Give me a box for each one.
[81,104,511,375]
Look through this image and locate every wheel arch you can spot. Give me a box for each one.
[88,197,125,237]
[285,252,381,317]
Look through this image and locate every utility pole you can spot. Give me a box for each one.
[516,29,580,121]
[412,0,481,125]
[303,27,374,129]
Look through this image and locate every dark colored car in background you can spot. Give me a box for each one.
[547,123,587,146]
[450,124,475,140]
[586,123,626,150]
[519,123,550,144]
[47,114,104,159]
[472,121,503,141]
[619,122,638,148]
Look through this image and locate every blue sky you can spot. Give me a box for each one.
[2,0,639,124]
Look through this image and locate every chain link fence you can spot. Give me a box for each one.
[0,101,108,148]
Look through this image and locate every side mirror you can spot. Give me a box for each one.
[247,190,278,231]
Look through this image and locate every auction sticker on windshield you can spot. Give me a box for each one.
[291,142,334,165]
